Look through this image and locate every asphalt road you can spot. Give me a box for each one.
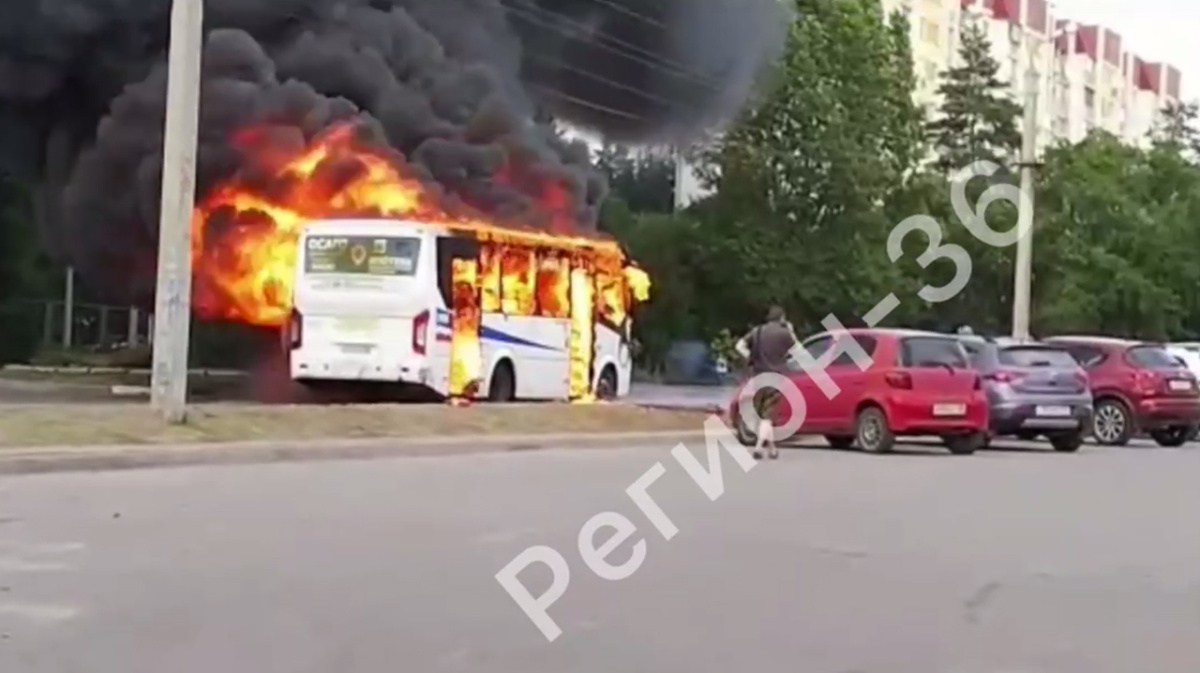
[0,438,1198,673]
[0,376,728,408]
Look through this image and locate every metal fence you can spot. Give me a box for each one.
[37,300,150,349]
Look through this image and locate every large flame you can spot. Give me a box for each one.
[191,121,649,400]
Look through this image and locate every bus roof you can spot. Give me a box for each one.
[300,217,627,257]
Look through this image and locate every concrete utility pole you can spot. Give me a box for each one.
[150,0,203,422]
[1011,65,1038,342]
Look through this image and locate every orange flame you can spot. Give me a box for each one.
[191,121,651,400]
[191,122,647,326]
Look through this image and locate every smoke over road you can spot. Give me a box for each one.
[0,0,788,306]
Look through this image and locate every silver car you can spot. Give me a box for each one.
[958,336,1093,452]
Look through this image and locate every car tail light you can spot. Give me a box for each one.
[985,369,1025,384]
[1133,369,1161,395]
[287,309,302,349]
[885,371,912,389]
[412,310,429,355]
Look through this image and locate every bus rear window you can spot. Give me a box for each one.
[304,235,420,276]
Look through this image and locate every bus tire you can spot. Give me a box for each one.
[487,360,516,403]
[596,365,619,400]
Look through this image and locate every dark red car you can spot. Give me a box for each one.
[1044,336,1200,446]
[729,328,989,454]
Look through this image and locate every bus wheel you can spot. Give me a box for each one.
[596,366,618,400]
[487,361,516,403]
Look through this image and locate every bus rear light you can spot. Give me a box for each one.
[413,310,430,355]
[288,309,302,349]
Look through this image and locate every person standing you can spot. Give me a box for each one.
[735,306,798,460]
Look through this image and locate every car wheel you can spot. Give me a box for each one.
[825,435,855,450]
[854,406,894,454]
[1187,425,1200,442]
[733,406,757,447]
[1048,431,1084,453]
[1092,398,1133,446]
[1150,426,1190,447]
[944,432,982,455]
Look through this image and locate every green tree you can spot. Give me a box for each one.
[0,174,47,363]
[696,0,926,335]
[1030,133,1200,339]
[594,144,676,215]
[925,21,1021,172]
[1150,100,1200,158]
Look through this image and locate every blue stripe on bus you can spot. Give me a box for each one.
[480,325,562,351]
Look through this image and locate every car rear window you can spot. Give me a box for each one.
[999,346,1077,367]
[790,334,879,370]
[900,337,969,368]
[959,340,992,367]
[1127,345,1182,368]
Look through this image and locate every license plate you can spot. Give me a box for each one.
[1036,405,1072,417]
[933,403,966,416]
[339,343,373,355]
[1169,379,1192,391]
[335,317,379,333]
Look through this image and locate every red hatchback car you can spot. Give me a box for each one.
[729,328,989,454]
[1044,336,1200,446]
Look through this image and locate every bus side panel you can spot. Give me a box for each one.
[481,314,570,400]
[594,323,632,397]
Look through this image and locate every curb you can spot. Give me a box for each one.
[2,365,246,377]
[0,430,710,475]
[630,402,726,414]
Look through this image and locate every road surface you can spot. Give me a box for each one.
[0,375,727,408]
[0,438,1197,672]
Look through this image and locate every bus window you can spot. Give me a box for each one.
[535,253,569,318]
[479,245,501,312]
[595,268,626,326]
[501,247,537,315]
[435,235,479,309]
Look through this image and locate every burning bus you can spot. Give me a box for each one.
[287,218,647,401]
[190,122,649,402]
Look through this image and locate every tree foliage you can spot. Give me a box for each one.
[0,174,47,363]
[925,21,1022,172]
[691,0,925,333]
[605,0,1200,361]
[594,144,676,215]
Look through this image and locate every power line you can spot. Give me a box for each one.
[521,50,683,112]
[499,1,721,91]
[579,0,667,30]
[527,83,645,121]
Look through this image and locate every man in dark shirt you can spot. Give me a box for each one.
[735,306,798,460]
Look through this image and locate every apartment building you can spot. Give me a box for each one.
[892,0,1181,149]
[674,0,1183,207]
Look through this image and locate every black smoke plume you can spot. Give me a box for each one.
[0,0,788,306]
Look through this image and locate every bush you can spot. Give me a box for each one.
[0,302,43,364]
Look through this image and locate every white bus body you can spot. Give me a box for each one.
[287,219,633,400]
